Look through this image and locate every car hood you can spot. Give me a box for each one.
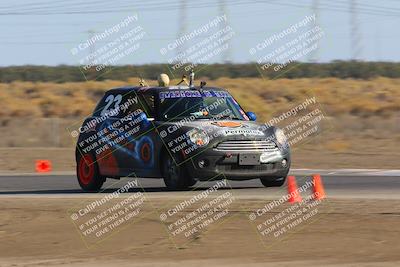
[160,120,276,143]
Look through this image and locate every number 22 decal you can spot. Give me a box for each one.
[101,94,122,116]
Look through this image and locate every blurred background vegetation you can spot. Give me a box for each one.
[2,61,400,82]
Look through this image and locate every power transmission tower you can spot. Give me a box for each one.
[309,0,320,63]
[350,0,363,60]
[176,0,187,60]
[374,26,381,61]
[87,29,96,66]
[219,0,231,63]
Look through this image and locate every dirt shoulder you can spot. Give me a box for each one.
[0,197,399,266]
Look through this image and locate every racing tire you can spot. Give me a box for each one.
[185,178,198,187]
[162,153,194,190]
[260,177,286,187]
[77,152,105,192]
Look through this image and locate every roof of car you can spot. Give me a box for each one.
[107,86,228,93]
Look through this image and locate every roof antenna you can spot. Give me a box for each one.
[139,76,148,87]
[189,69,195,88]
[177,74,189,86]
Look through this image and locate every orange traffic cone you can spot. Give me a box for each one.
[287,176,302,203]
[312,174,326,200]
[35,160,52,173]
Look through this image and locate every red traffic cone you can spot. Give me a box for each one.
[35,160,52,173]
[312,174,326,200]
[287,176,302,203]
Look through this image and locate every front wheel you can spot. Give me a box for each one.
[162,154,195,190]
[77,153,105,192]
[260,177,286,187]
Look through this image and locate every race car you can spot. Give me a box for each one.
[75,73,290,191]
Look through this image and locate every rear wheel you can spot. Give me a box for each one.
[186,178,197,187]
[77,153,105,192]
[162,154,195,190]
[260,177,286,187]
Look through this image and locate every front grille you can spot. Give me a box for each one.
[217,163,275,172]
[215,140,278,152]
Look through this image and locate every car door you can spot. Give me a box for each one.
[95,90,125,177]
[113,90,159,177]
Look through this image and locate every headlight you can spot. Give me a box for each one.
[275,128,287,145]
[187,129,209,146]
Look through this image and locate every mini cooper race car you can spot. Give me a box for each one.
[75,74,290,191]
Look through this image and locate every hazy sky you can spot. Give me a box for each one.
[1,0,399,66]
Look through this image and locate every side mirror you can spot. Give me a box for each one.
[138,110,149,123]
[247,111,257,121]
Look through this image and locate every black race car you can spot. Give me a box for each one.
[75,77,290,191]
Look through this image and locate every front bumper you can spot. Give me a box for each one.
[184,149,291,181]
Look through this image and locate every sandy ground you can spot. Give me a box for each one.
[0,197,399,267]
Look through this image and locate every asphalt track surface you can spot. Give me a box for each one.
[0,169,399,199]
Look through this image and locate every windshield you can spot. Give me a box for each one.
[158,90,248,121]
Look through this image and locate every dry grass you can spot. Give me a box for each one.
[0,77,399,120]
[323,140,351,152]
